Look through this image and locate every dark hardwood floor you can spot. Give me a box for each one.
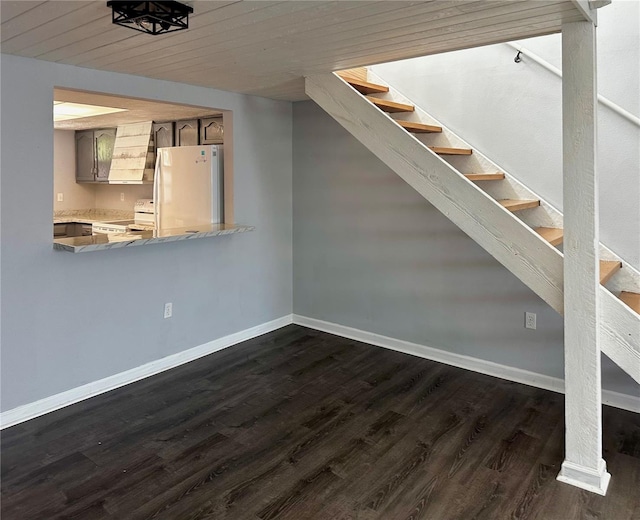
[2,325,639,519]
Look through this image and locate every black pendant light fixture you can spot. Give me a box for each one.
[107,1,193,35]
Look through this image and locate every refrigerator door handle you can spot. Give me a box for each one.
[211,147,215,225]
[153,152,160,230]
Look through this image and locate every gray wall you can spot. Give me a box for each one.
[1,55,292,412]
[292,101,638,398]
[371,0,639,268]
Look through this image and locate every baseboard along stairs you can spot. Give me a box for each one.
[305,69,640,388]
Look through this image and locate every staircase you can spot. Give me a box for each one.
[305,69,640,385]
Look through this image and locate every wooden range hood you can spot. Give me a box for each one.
[108,121,155,184]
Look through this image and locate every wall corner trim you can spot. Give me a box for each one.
[292,314,640,414]
[0,315,294,430]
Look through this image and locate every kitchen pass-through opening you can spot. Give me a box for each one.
[52,87,234,241]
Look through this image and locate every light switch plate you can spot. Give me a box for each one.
[57,193,64,202]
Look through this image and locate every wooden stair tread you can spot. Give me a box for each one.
[344,78,389,95]
[366,96,415,113]
[464,172,505,181]
[397,120,442,133]
[429,146,472,156]
[600,260,622,285]
[336,68,368,82]
[499,199,540,211]
[620,291,640,314]
[535,227,564,246]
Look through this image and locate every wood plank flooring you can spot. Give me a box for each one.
[2,325,639,519]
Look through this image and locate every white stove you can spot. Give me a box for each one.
[92,199,156,235]
[92,220,135,234]
[133,198,155,228]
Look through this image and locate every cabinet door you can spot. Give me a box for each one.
[174,119,198,146]
[153,122,174,153]
[95,128,116,182]
[53,223,68,237]
[200,117,224,144]
[75,131,95,182]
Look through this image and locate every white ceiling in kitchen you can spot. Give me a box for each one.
[2,1,587,101]
[53,87,223,130]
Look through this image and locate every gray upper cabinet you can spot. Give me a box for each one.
[75,130,97,183]
[153,122,174,154]
[95,128,116,182]
[200,117,224,144]
[174,119,198,147]
[76,128,116,183]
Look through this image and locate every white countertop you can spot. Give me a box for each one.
[53,223,255,253]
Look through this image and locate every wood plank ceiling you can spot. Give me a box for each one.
[1,1,586,101]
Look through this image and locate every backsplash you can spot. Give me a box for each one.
[53,208,134,219]
[94,183,153,211]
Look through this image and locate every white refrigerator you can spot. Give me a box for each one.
[154,145,224,230]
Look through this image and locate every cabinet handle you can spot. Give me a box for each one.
[94,137,98,174]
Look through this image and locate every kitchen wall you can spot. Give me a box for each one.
[53,130,95,211]
[1,55,292,412]
[292,101,639,399]
[53,129,153,212]
[94,184,153,212]
[370,1,639,268]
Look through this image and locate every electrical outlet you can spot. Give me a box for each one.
[525,312,537,330]
[164,302,173,319]
[57,193,64,202]
[120,193,125,202]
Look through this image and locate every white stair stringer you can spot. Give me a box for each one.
[306,72,565,314]
[305,72,640,384]
[601,289,640,384]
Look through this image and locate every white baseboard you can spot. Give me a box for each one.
[0,315,293,430]
[292,314,640,414]
[3,312,636,430]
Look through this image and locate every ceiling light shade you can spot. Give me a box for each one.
[107,1,193,35]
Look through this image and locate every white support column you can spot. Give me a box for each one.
[557,20,610,495]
